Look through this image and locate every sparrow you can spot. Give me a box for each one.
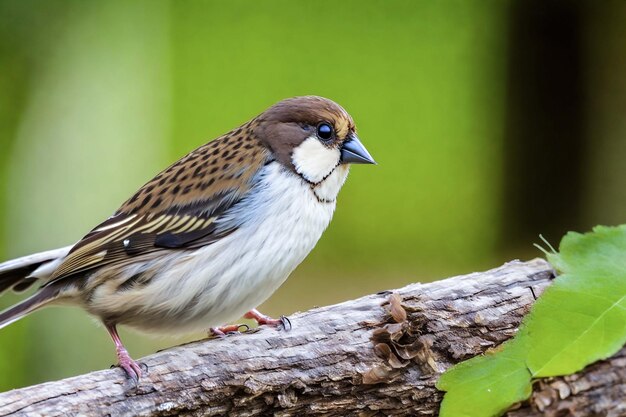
[0,96,375,381]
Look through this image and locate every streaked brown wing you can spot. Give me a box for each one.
[49,208,232,282]
[46,131,271,286]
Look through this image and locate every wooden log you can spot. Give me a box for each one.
[0,259,623,416]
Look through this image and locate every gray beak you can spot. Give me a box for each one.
[340,134,376,165]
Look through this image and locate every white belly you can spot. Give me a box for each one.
[112,163,343,334]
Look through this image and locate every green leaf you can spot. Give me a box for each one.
[437,225,626,417]
[529,226,626,376]
[437,339,531,417]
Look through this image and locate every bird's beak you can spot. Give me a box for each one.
[340,134,376,165]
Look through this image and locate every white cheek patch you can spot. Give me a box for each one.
[291,137,341,183]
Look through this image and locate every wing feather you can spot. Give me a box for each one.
[46,135,271,286]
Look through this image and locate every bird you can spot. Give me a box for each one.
[0,96,375,382]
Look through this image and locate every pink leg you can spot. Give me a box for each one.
[244,308,291,330]
[209,323,249,337]
[106,324,143,382]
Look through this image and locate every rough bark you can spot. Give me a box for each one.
[0,259,624,416]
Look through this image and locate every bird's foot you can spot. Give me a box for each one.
[106,324,144,382]
[209,323,249,337]
[244,308,292,331]
[116,346,143,382]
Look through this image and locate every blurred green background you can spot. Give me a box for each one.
[0,0,624,390]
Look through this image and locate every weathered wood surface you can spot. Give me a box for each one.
[0,259,623,416]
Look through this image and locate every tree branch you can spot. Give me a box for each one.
[0,259,624,416]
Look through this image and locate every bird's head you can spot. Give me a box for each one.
[255,96,375,185]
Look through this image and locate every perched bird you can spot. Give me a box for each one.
[0,96,375,381]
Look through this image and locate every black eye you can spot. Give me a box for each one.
[317,123,333,141]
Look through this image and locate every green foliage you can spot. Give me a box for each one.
[437,225,626,417]
[169,0,508,272]
[437,340,531,417]
[0,0,508,387]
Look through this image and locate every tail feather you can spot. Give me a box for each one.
[0,246,73,329]
[0,286,58,330]
[0,246,72,294]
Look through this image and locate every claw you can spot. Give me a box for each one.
[210,323,249,337]
[279,315,292,331]
[244,309,292,331]
[237,324,250,333]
